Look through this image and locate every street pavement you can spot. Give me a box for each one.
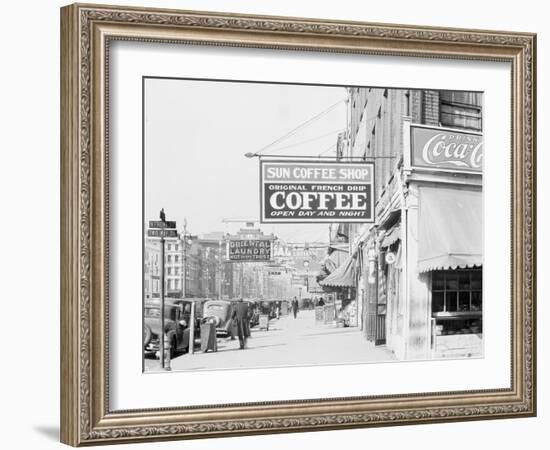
[144,309,395,372]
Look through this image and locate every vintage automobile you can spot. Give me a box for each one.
[260,299,282,319]
[247,300,260,327]
[202,300,235,337]
[143,298,202,358]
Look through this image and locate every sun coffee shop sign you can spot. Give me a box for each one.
[260,160,375,223]
[409,124,483,172]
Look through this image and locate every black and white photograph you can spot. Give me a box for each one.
[142,79,483,373]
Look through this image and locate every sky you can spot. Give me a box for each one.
[144,78,347,243]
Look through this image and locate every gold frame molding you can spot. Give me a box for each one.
[60,3,536,446]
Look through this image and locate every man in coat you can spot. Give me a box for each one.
[292,297,299,319]
[232,299,250,349]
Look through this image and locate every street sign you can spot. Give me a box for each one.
[147,228,178,238]
[149,220,177,229]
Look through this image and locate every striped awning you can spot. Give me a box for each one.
[418,186,482,273]
[319,255,355,287]
[380,225,401,248]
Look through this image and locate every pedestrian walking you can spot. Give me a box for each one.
[292,297,299,319]
[232,298,250,349]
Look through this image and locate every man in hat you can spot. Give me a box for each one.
[232,298,250,349]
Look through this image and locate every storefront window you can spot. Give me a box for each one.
[431,269,483,336]
[432,269,482,313]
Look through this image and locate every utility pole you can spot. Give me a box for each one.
[240,262,244,298]
[181,218,188,299]
[218,239,223,299]
[159,235,165,369]
[147,213,178,371]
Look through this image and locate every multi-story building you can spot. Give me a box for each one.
[324,87,483,360]
[144,232,227,300]
[144,236,182,299]
[164,239,184,297]
[197,232,227,300]
[144,238,161,299]
[184,239,203,297]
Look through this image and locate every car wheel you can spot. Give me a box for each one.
[143,324,152,346]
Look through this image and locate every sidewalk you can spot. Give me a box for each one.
[147,309,395,372]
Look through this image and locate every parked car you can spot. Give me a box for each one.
[173,298,206,330]
[259,299,282,319]
[247,301,260,327]
[203,300,235,337]
[143,298,199,358]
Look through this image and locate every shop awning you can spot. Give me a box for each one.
[319,255,355,287]
[381,225,401,248]
[418,186,482,273]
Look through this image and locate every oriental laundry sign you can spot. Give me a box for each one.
[227,239,272,262]
[260,160,374,223]
[410,124,483,172]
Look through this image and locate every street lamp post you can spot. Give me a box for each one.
[180,239,187,298]
[160,235,166,369]
[240,263,244,298]
[180,219,193,299]
[303,259,310,309]
[218,239,223,300]
[303,259,310,292]
[180,219,188,299]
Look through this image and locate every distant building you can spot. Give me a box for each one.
[144,238,161,299]
[144,233,219,300]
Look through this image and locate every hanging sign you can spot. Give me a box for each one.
[385,252,396,265]
[260,160,374,223]
[227,239,272,262]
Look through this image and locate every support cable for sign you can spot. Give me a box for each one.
[248,98,346,157]
[245,110,391,160]
[318,142,337,157]
[247,153,397,159]
[267,128,345,154]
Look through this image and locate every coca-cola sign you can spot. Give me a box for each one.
[410,125,483,172]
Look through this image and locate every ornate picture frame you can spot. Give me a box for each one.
[60,3,536,446]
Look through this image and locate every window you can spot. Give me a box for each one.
[432,269,482,335]
[439,91,482,131]
[432,269,482,313]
